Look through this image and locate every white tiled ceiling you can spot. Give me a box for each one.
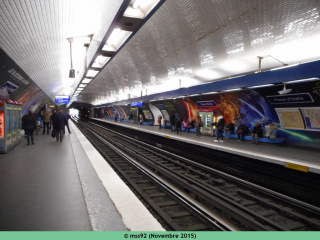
[0,0,123,99]
[76,0,320,105]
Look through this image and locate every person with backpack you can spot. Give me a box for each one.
[22,110,37,145]
[170,113,175,132]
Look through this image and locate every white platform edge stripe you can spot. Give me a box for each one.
[70,121,165,231]
[92,119,320,174]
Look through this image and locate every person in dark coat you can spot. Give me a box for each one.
[175,113,182,135]
[22,110,37,145]
[212,118,225,141]
[224,120,235,140]
[64,111,71,134]
[53,110,68,142]
[237,123,249,142]
[170,113,176,132]
[251,122,263,144]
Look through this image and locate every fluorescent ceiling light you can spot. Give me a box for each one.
[224,88,242,92]
[188,94,200,97]
[77,88,84,91]
[248,84,274,89]
[285,78,319,84]
[79,84,87,88]
[177,96,186,98]
[92,56,110,68]
[107,28,121,46]
[82,78,92,84]
[228,75,245,79]
[204,92,218,95]
[132,0,142,9]
[86,70,99,78]
[270,64,299,71]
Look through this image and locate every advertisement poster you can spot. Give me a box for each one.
[143,110,153,119]
[300,107,320,131]
[0,81,19,96]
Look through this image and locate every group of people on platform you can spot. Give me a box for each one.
[21,107,71,145]
[163,112,264,144]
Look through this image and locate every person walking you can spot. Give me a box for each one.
[53,109,68,142]
[22,110,37,145]
[65,111,71,133]
[43,111,51,135]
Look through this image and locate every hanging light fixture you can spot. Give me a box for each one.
[67,37,75,78]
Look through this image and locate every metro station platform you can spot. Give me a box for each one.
[0,122,164,231]
[91,118,320,175]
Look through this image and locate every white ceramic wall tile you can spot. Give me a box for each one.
[75,0,320,105]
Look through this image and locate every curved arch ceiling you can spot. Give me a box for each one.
[76,0,320,105]
[0,0,125,100]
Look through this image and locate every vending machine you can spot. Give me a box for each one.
[196,102,222,136]
[0,99,23,153]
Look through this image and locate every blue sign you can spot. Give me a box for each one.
[55,95,70,104]
[267,93,313,104]
[131,102,142,107]
[155,104,166,110]
[197,101,217,107]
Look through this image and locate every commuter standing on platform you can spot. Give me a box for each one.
[195,116,201,137]
[251,122,263,145]
[139,113,144,125]
[64,111,71,134]
[170,113,175,132]
[115,112,119,122]
[22,110,37,145]
[53,108,68,142]
[51,110,56,128]
[158,116,162,129]
[43,111,51,135]
[175,113,182,135]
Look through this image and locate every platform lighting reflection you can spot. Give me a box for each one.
[285,78,319,84]
[203,92,218,95]
[188,94,200,97]
[270,63,299,71]
[248,84,274,89]
[195,69,218,80]
[224,88,242,92]
[86,70,99,78]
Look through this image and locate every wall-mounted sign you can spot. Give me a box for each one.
[55,95,70,104]
[131,102,142,107]
[267,93,313,104]
[197,101,217,107]
[155,104,166,110]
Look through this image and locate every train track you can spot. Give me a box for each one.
[74,119,320,231]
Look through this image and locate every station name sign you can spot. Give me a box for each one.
[267,93,314,104]
[55,95,70,104]
[155,104,166,110]
[131,102,142,107]
[197,101,217,107]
